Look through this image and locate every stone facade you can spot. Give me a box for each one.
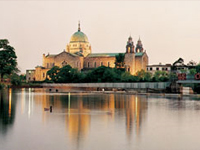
[43,51,84,71]
[124,36,148,75]
[26,23,149,82]
[84,54,116,69]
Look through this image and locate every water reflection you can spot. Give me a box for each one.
[29,90,148,144]
[125,95,147,139]
[2,89,200,150]
[0,88,16,135]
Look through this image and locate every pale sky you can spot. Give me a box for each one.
[1,1,200,73]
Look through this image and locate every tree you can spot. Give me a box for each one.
[144,71,152,82]
[152,71,169,82]
[11,73,21,85]
[0,39,18,81]
[168,72,178,82]
[121,72,139,82]
[84,66,120,83]
[101,68,120,82]
[115,53,125,68]
[57,65,81,83]
[46,66,60,82]
[189,68,197,75]
[196,64,200,73]
[136,70,152,82]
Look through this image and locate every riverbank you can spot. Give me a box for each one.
[14,86,200,100]
[8,82,200,99]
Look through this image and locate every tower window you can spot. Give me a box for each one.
[43,73,45,78]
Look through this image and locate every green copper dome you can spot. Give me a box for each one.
[70,31,89,43]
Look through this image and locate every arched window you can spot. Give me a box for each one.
[94,62,96,68]
[108,62,110,67]
[88,62,90,68]
[62,61,67,67]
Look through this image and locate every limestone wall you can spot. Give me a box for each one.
[124,53,135,75]
[84,56,115,68]
[135,53,148,73]
[35,67,49,81]
[43,52,84,71]
[43,56,54,69]
[66,42,91,57]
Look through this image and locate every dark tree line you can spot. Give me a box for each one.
[46,64,174,83]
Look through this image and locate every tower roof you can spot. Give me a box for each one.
[138,36,141,42]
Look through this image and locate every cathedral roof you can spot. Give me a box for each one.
[70,31,89,43]
[46,51,79,58]
[70,22,89,43]
[87,53,119,58]
[135,52,144,57]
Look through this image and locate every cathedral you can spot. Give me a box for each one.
[26,23,148,82]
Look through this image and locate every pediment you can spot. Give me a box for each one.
[55,51,77,58]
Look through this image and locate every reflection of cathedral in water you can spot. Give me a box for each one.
[124,95,147,139]
[32,92,148,143]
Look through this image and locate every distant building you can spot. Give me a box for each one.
[147,63,171,74]
[26,23,149,82]
[147,58,197,76]
[171,58,196,73]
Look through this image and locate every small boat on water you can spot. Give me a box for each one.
[44,106,52,112]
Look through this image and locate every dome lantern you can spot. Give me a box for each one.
[78,21,81,32]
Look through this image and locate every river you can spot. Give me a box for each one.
[1,88,200,150]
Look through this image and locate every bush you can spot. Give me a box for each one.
[0,83,5,89]
[11,74,21,85]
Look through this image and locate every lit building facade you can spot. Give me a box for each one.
[26,23,149,82]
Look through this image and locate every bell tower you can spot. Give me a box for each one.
[135,37,143,53]
[124,36,136,75]
[126,36,135,53]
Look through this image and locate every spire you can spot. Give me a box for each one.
[138,36,141,42]
[137,36,142,45]
[78,21,81,32]
[136,36,143,53]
